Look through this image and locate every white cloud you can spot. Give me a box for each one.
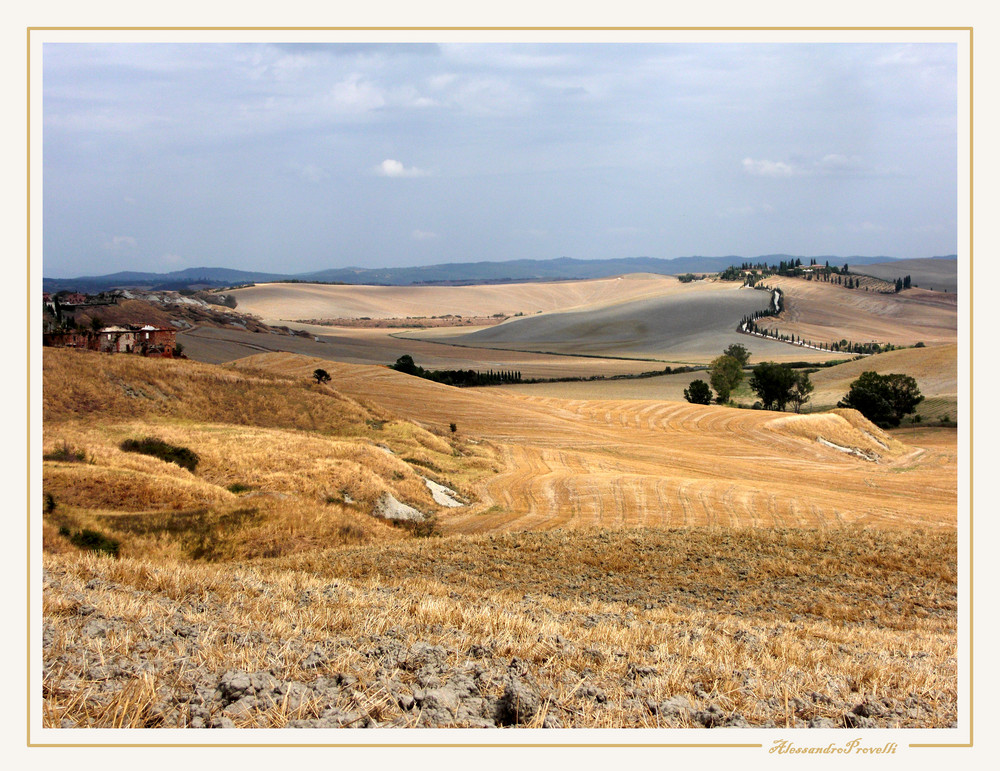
[289,162,330,182]
[411,230,438,240]
[329,73,386,112]
[377,159,430,178]
[742,158,798,178]
[103,235,137,250]
[743,154,891,179]
[847,221,890,233]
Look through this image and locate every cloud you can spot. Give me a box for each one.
[743,155,893,179]
[848,221,889,233]
[103,235,137,250]
[329,73,386,112]
[288,162,330,182]
[742,158,798,178]
[376,159,430,178]
[411,230,438,240]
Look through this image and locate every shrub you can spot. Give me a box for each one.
[68,528,120,558]
[43,442,87,463]
[227,483,252,494]
[120,437,200,472]
[683,379,713,405]
[45,493,56,514]
[391,515,440,538]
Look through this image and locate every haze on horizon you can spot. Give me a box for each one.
[43,41,958,278]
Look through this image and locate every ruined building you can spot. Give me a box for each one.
[43,324,177,357]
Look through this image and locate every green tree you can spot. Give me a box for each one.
[789,371,814,413]
[723,343,751,368]
[837,371,923,427]
[748,361,798,411]
[709,354,743,403]
[392,354,420,376]
[313,368,332,385]
[683,379,713,405]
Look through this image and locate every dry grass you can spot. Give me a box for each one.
[42,527,957,729]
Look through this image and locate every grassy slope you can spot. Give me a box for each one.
[43,348,495,561]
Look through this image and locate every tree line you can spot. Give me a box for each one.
[390,355,522,387]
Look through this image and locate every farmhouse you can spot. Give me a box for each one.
[43,324,177,357]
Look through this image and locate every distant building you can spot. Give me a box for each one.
[43,324,177,357]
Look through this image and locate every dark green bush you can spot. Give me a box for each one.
[120,437,200,472]
[69,528,120,557]
[227,483,252,494]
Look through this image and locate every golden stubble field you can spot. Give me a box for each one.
[239,353,956,534]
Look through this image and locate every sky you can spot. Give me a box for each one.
[42,41,958,277]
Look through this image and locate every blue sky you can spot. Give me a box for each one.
[42,42,958,277]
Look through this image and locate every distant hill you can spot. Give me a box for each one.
[43,254,923,293]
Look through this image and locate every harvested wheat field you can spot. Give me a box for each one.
[228,273,682,323]
[41,349,958,730]
[238,353,956,532]
[753,276,957,348]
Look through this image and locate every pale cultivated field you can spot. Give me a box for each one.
[179,324,664,379]
[754,276,957,347]
[857,257,958,294]
[410,281,833,363]
[228,273,682,322]
[238,353,957,534]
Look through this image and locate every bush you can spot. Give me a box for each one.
[120,437,200,472]
[68,528,120,557]
[683,379,713,405]
[43,442,87,463]
[227,483,252,494]
[391,515,440,538]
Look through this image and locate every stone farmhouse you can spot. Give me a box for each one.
[43,324,177,357]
